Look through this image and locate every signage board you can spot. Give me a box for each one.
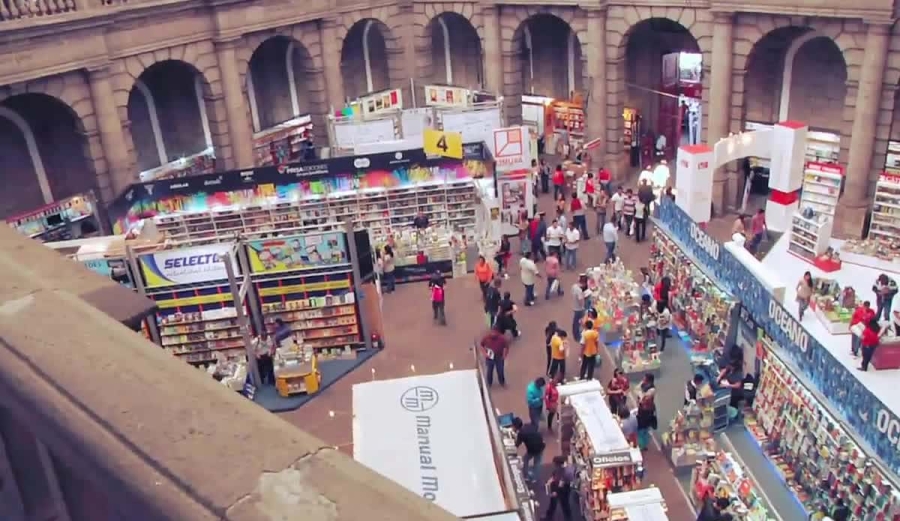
[425,85,468,108]
[245,232,349,274]
[359,88,403,118]
[423,129,463,159]
[139,244,234,288]
[658,200,900,476]
[492,126,532,172]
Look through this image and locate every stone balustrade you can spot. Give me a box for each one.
[0,0,77,22]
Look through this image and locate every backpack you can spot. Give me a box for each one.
[431,285,445,303]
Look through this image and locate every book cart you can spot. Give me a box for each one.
[558,382,643,520]
[662,383,718,471]
[745,347,900,520]
[607,489,668,521]
[690,452,776,520]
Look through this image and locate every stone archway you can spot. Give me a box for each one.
[0,93,94,218]
[423,12,483,90]
[126,60,214,174]
[742,26,811,125]
[511,13,583,100]
[781,34,847,136]
[340,18,396,99]
[246,36,316,132]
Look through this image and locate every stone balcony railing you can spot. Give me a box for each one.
[0,224,460,521]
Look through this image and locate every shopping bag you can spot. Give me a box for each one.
[550,279,560,294]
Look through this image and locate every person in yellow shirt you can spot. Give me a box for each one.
[579,320,601,380]
[548,330,568,379]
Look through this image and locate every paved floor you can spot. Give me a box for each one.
[278,175,768,520]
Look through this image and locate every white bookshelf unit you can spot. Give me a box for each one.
[799,162,843,219]
[869,172,900,241]
[153,179,478,246]
[805,131,840,164]
[789,213,833,261]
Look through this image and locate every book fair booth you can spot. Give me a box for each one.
[520,94,586,153]
[654,199,900,521]
[352,369,537,521]
[6,191,103,242]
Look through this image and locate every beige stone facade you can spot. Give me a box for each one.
[0,0,898,236]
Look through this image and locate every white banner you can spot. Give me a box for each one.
[441,108,501,147]
[400,108,434,147]
[139,244,235,288]
[333,118,397,149]
[492,126,532,172]
[352,370,506,518]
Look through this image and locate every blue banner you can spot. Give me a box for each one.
[658,200,900,477]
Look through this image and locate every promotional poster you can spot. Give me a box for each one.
[138,244,235,288]
[658,200,900,476]
[246,232,350,274]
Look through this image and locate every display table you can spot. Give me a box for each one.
[661,383,718,472]
[608,488,668,521]
[840,240,900,275]
[274,351,321,397]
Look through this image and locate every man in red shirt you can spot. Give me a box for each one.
[850,301,875,356]
[481,325,510,387]
[552,165,566,200]
[597,166,612,195]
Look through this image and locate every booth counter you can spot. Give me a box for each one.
[7,191,101,242]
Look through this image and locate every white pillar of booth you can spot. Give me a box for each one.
[674,144,715,223]
[766,121,807,232]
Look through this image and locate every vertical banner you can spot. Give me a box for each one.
[767,120,808,232]
[674,144,714,223]
[492,126,532,173]
[498,170,531,236]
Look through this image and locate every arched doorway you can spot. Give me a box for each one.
[621,18,702,164]
[0,93,94,218]
[425,12,483,89]
[247,36,315,132]
[341,19,392,99]
[514,14,582,100]
[127,60,214,177]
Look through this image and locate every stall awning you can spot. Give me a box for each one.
[0,225,156,328]
[352,370,507,518]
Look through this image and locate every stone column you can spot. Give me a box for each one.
[707,13,734,213]
[398,0,417,104]
[839,24,890,237]
[482,6,503,95]
[214,39,254,169]
[585,7,608,169]
[320,17,345,112]
[87,66,133,197]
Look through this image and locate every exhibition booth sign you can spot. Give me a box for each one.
[109,142,491,234]
[658,200,900,476]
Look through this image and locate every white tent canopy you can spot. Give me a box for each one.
[352,370,507,518]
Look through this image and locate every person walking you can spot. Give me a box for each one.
[850,301,875,357]
[594,189,609,237]
[656,301,672,352]
[519,251,540,306]
[552,165,566,200]
[636,388,657,451]
[543,456,574,521]
[611,186,625,229]
[485,277,502,327]
[563,221,580,270]
[570,193,588,239]
[607,368,630,415]
[579,320,601,380]
[796,271,813,320]
[512,416,545,482]
[481,325,509,387]
[873,273,898,320]
[526,377,546,426]
[622,188,637,236]
[381,245,396,293]
[748,208,767,253]
[494,236,511,280]
[548,330,568,379]
[530,213,548,262]
[545,218,564,259]
[602,219,618,264]
[475,255,494,302]
[540,159,551,194]
[430,279,446,325]
[633,196,649,243]
[544,251,564,300]
[859,318,882,372]
[545,374,561,431]
[497,291,521,338]
[571,275,588,341]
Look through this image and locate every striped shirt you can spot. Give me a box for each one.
[622,195,637,216]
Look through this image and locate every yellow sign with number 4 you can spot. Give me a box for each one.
[423,129,463,159]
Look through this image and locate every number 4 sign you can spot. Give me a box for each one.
[492,126,531,172]
[423,129,463,159]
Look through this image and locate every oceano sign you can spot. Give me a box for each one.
[689,222,720,261]
[768,298,809,353]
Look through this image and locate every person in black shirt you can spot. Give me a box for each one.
[831,498,850,521]
[685,374,703,405]
[696,497,732,521]
[413,211,430,230]
[544,321,559,375]
[484,278,502,327]
[497,292,520,338]
[512,416,545,482]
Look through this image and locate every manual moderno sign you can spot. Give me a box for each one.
[492,126,531,172]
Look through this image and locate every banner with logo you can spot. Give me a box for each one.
[246,232,349,274]
[83,258,133,288]
[139,244,235,288]
[352,370,507,517]
[658,200,900,476]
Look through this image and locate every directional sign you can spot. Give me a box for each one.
[423,129,463,159]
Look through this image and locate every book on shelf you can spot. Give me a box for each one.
[800,162,843,219]
[869,172,900,241]
[789,212,833,261]
[155,307,246,364]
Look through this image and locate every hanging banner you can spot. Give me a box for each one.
[492,126,532,173]
[139,244,235,288]
[425,85,469,108]
[658,200,900,477]
[359,88,403,119]
[246,232,349,274]
[83,258,133,288]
